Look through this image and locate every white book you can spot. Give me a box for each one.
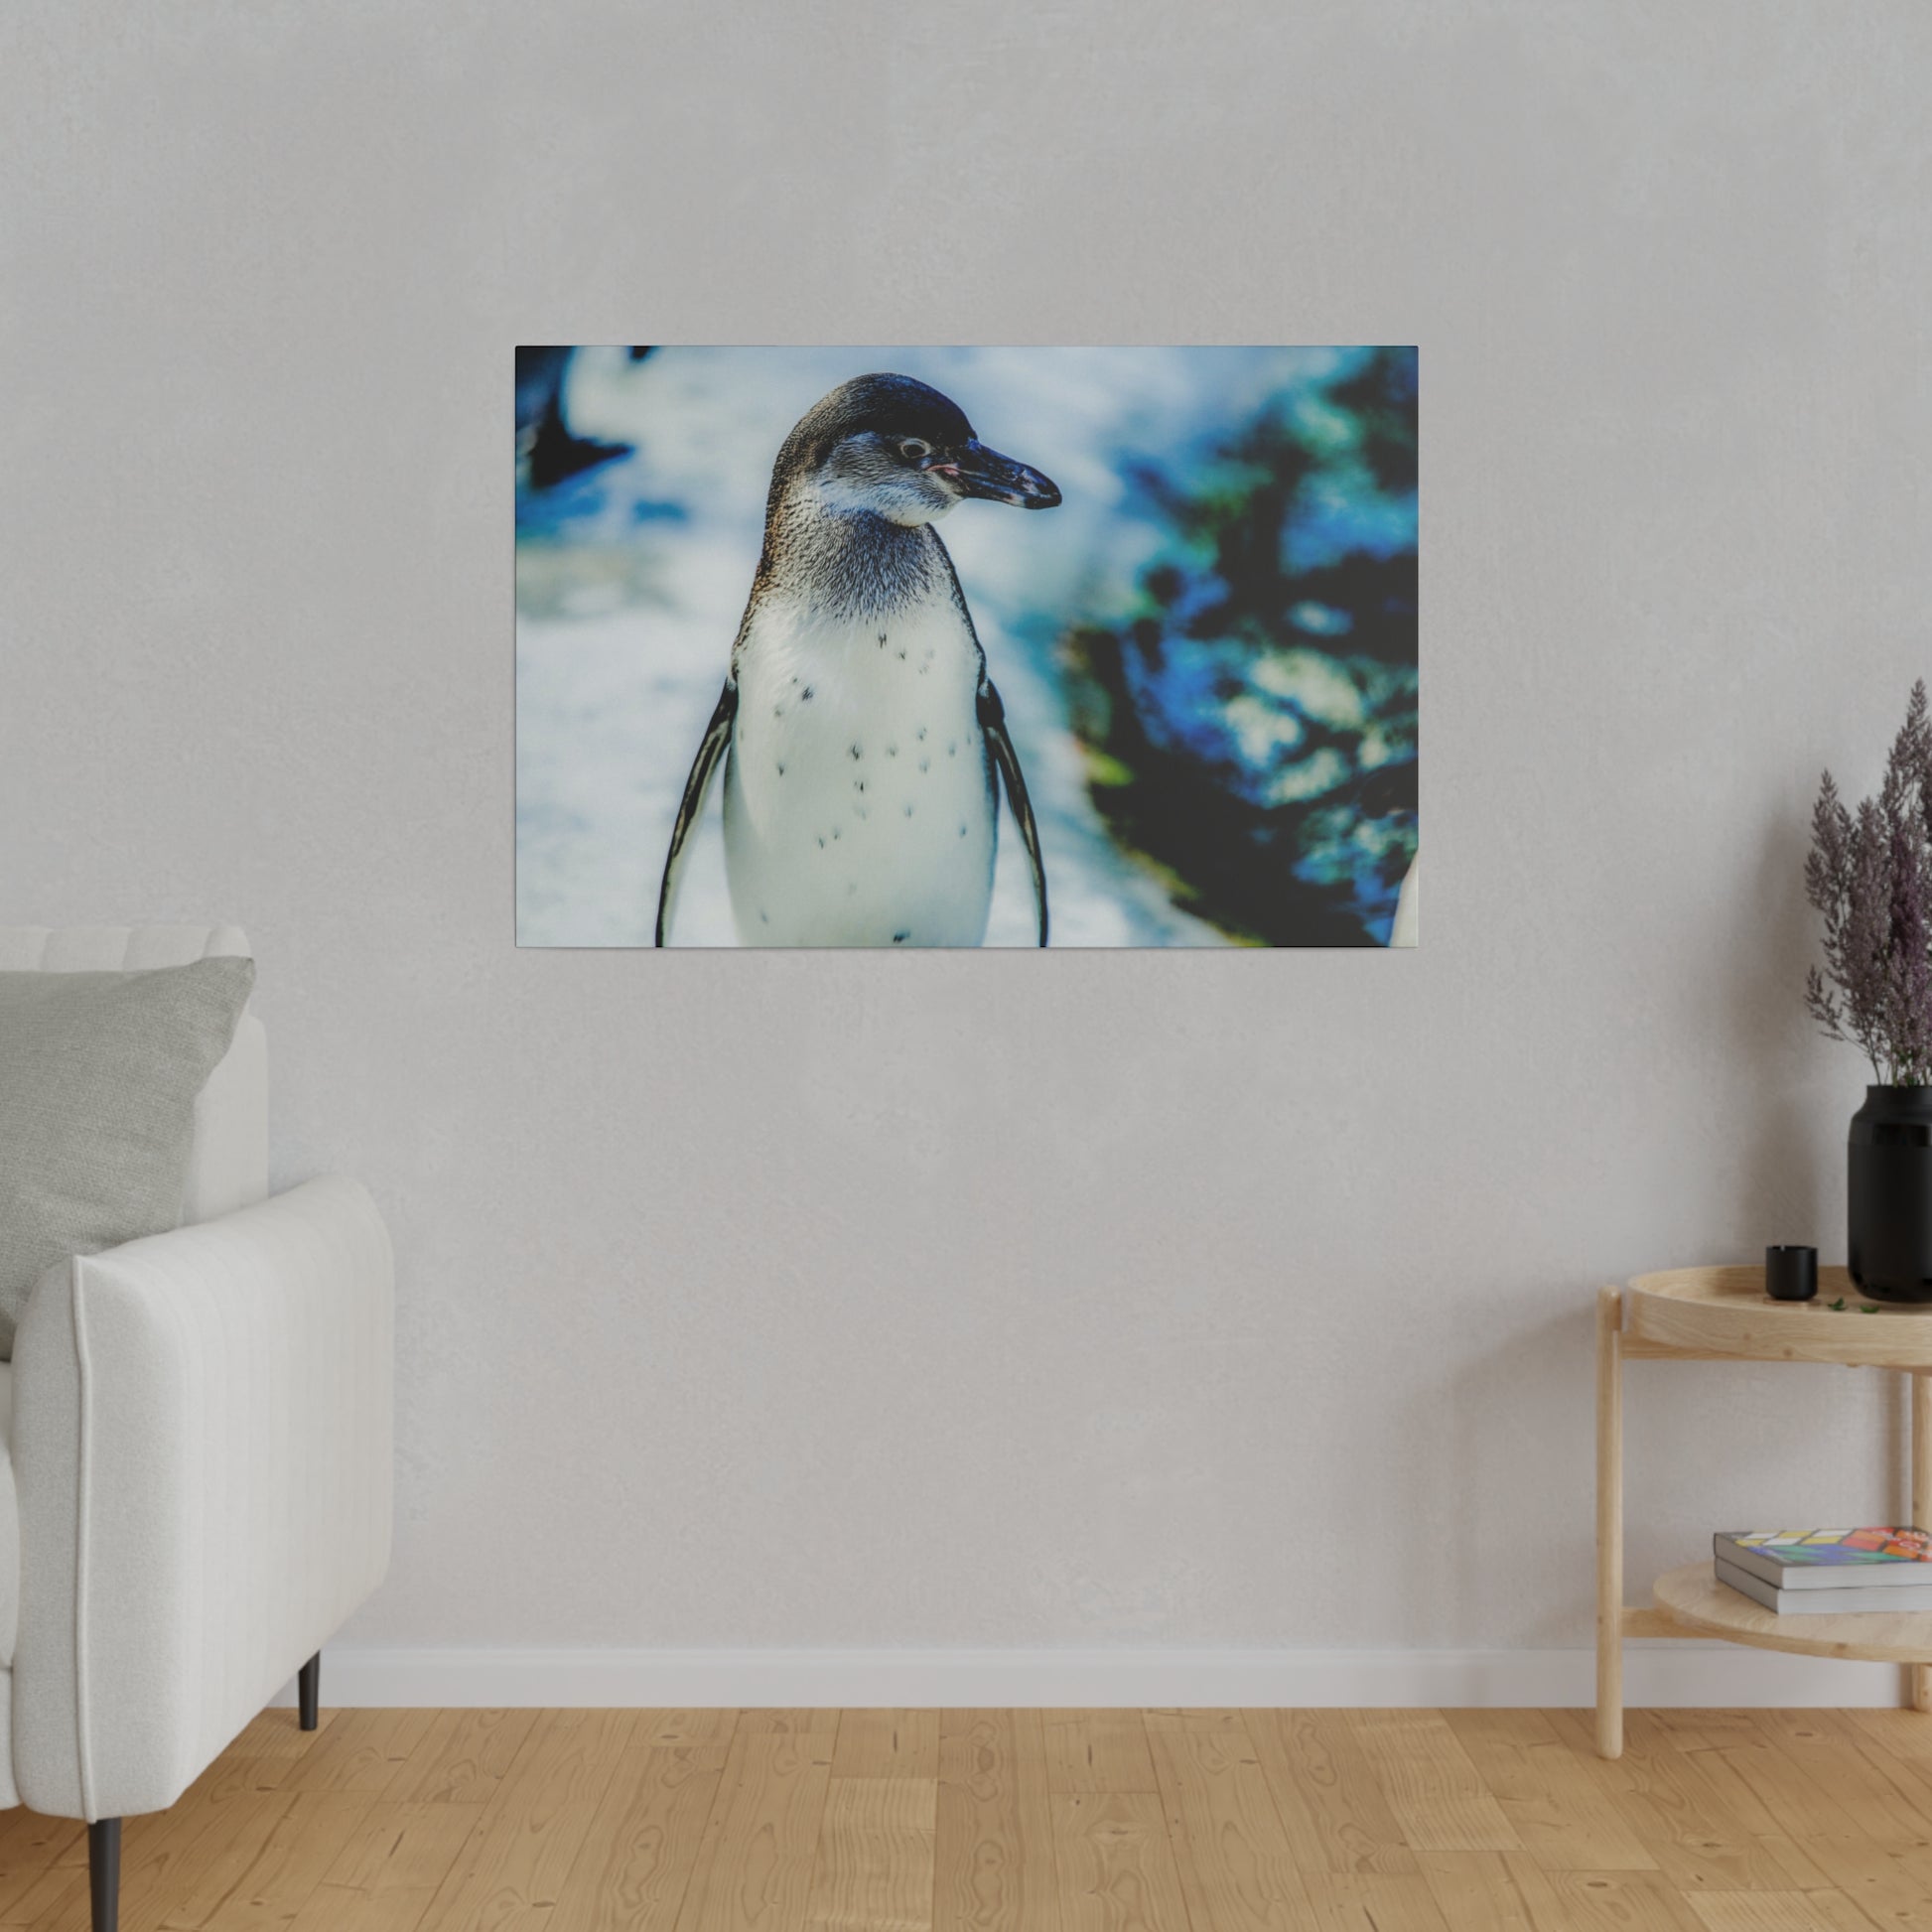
[1716,1557,1932,1616]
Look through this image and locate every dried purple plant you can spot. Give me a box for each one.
[1806,681,1932,1084]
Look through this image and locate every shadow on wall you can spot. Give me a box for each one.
[1437,1302,1597,1648]
[1727,810,1834,1252]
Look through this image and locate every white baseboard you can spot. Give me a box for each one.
[273,1644,1914,1710]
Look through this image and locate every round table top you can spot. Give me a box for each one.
[1625,1265,1932,1367]
[1653,1561,1932,1663]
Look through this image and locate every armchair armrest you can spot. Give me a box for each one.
[10,1176,393,1820]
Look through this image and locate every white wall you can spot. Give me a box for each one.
[4,0,1931,1698]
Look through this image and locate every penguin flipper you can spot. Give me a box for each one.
[978,677,1048,947]
[655,678,737,946]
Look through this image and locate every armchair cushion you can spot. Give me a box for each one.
[10,1175,393,1820]
[0,1366,15,1667]
[0,958,255,1356]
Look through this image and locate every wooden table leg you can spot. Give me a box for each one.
[1914,1371,1932,1715]
[1597,1286,1624,1758]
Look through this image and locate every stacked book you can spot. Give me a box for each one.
[1716,1528,1932,1614]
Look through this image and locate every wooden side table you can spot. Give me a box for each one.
[1595,1266,1932,1759]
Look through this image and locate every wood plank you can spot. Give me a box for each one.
[228,1711,336,1761]
[1796,1836,1932,1932]
[1535,1869,1710,1931]
[1442,1709,1653,1869]
[1543,1710,1815,1894]
[1623,1740,1782,1844]
[132,1793,297,1932]
[1039,1717,1155,1795]
[271,1711,442,1796]
[1688,1736,1873,1843]
[1298,1871,1452,1931]
[95,1773,290,1930]
[1141,1710,1246,1736]
[1748,1710,1932,1839]
[549,1743,728,1932]
[190,1755,291,1807]
[1638,1712,1771,1755]
[675,1726,833,1932]
[1589,1718,1838,1892]
[1684,1891,1876,1932]
[415,1709,634,1932]
[1844,1704,1932,1766]
[1749,1839,1843,1894]
[933,1711,1061,1932]
[1245,1709,1417,1875]
[286,1802,486,1932]
[804,1777,935,1931]
[739,1712,842,1735]
[832,1713,940,1781]
[194,1790,374,1930]
[1415,1851,1556,1932]
[645,1714,742,1748]
[1049,1794,1187,1932]
[0,1809,92,1932]
[7,1866,89,1931]
[384,1710,540,1805]
[1344,1712,1521,1855]
[1145,1710,1310,1930]
[1834,1712,1932,1839]
[0,1814,84,1922]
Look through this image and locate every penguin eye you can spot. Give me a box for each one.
[897,439,932,464]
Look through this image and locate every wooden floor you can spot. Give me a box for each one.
[5,1708,1932,1929]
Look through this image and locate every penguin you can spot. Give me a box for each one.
[655,373,1059,947]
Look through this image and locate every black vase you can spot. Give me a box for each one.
[1849,1085,1932,1303]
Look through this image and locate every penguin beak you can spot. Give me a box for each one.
[930,440,1061,509]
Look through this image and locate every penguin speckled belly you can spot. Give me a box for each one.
[655,373,1058,947]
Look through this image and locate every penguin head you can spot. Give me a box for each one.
[774,373,1061,528]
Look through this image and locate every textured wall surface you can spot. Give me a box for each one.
[4,1,1930,1656]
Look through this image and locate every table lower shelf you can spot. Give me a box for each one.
[1647,1562,1932,1664]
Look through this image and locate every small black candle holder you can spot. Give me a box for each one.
[1765,1245,1818,1302]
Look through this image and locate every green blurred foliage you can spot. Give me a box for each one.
[1061,347,1419,944]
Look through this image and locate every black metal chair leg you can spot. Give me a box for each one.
[89,1819,120,1932]
[298,1652,321,1731]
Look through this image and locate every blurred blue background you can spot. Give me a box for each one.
[516,346,1418,946]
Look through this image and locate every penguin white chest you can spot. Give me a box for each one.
[723,595,997,945]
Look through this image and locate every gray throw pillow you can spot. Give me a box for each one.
[0,956,256,1356]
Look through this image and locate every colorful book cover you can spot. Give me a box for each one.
[1721,1528,1932,1567]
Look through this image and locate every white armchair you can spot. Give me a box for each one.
[0,926,393,1932]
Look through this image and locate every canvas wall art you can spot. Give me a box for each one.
[516,346,1419,948]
